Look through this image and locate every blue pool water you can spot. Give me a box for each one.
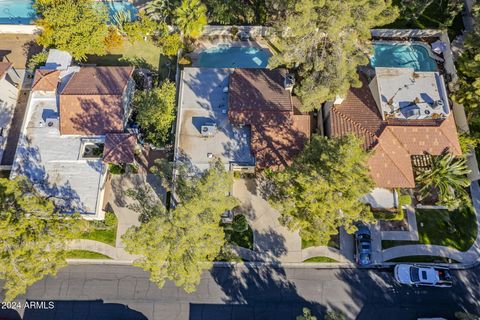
[198,45,269,68]
[0,0,35,24]
[371,43,438,72]
[0,0,137,25]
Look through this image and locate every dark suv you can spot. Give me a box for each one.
[354,226,372,266]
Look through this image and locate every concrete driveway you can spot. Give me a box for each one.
[232,178,302,263]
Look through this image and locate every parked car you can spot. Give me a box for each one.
[354,225,372,266]
[394,264,453,287]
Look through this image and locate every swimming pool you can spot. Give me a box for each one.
[197,45,269,68]
[0,0,137,25]
[371,42,438,72]
[0,0,35,24]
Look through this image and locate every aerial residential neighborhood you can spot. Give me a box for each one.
[0,0,479,319]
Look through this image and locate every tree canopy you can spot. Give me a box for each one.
[0,178,82,301]
[122,159,238,293]
[453,4,480,122]
[416,153,471,210]
[267,134,374,243]
[269,0,398,111]
[132,81,176,146]
[36,0,110,60]
[175,0,208,39]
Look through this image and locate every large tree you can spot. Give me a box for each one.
[144,0,180,23]
[267,134,374,244]
[0,178,82,301]
[417,153,471,210]
[122,159,238,293]
[268,0,398,111]
[453,4,480,121]
[36,0,110,60]
[175,0,207,39]
[132,81,176,146]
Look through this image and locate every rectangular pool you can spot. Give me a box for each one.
[371,42,438,72]
[197,44,270,68]
[0,0,138,25]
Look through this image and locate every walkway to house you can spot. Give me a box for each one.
[378,181,480,264]
[68,173,164,262]
[232,178,353,263]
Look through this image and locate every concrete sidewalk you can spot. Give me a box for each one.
[379,181,480,264]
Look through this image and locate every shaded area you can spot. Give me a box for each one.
[22,300,147,320]
[208,265,325,320]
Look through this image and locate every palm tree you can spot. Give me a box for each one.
[417,153,471,209]
[144,0,179,23]
[175,0,207,40]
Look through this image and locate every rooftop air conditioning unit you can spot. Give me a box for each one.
[433,100,444,109]
[45,117,59,128]
[201,122,217,137]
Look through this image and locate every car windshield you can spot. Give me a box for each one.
[410,267,420,282]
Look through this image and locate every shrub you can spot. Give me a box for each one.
[232,214,248,233]
[27,51,48,72]
[109,163,125,175]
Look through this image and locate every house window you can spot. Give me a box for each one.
[80,141,104,159]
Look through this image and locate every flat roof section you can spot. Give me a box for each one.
[373,67,450,121]
[11,95,104,215]
[176,68,255,172]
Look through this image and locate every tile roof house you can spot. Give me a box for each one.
[228,68,311,170]
[0,61,12,80]
[325,68,461,189]
[11,61,135,219]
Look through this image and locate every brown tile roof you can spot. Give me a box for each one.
[229,68,311,170]
[32,69,59,91]
[103,133,137,164]
[0,61,12,79]
[229,68,294,112]
[61,66,134,95]
[330,78,461,188]
[59,66,133,135]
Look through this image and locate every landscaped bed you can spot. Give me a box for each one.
[224,214,254,250]
[66,250,111,259]
[303,256,338,263]
[302,234,340,250]
[382,206,477,251]
[79,211,118,246]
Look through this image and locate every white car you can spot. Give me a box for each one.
[394,264,453,287]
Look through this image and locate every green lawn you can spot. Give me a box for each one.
[66,250,111,259]
[386,255,459,263]
[302,235,340,250]
[79,211,118,246]
[373,210,403,221]
[303,256,338,263]
[384,0,464,39]
[87,40,162,71]
[382,206,477,251]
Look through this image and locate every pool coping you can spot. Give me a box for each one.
[372,40,441,62]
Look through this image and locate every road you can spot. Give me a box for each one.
[1,263,479,320]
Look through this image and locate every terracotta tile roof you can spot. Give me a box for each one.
[0,61,12,79]
[229,68,294,112]
[103,133,137,164]
[229,68,311,170]
[330,78,461,188]
[59,66,133,136]
[61,66,134,95]
[32,69,60,91]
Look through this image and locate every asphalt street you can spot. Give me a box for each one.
[1,263,479,320]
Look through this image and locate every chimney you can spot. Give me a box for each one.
[333,95,345,105]
[284,73,295,91]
